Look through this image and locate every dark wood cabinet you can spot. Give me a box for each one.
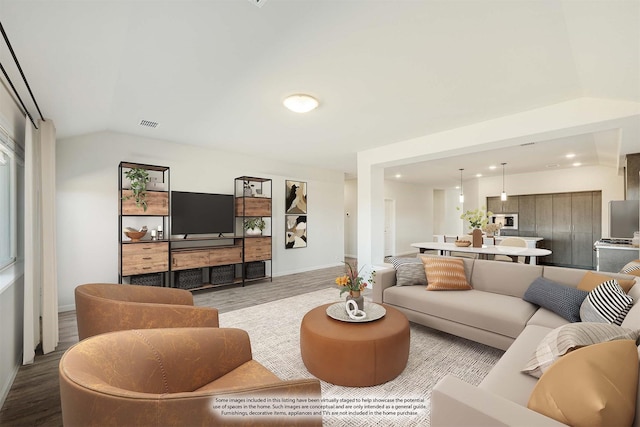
[488,190,601,268]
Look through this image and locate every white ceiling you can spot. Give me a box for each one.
[0,0,639,187]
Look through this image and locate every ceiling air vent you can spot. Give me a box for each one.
[139,119,159,128]
[248,0,268,8]
[520,142,535,146]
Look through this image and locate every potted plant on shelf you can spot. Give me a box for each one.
[122,168,150,211]
[243,217,266,236]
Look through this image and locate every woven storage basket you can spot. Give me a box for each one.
[245,261,265,279]
[176,269,203,290]
[210,265,235,285]
[130,273,163,287]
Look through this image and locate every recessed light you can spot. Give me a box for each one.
[573,162,582,167]
[566,153,576,159]
[283,94,319,113]
[489,165,497,170]
[395,174,402,179]
[476,173,482,178]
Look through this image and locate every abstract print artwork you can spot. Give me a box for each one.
[285,180,307,214]
[286,215,307,249]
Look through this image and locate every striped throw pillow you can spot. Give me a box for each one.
[580,280,634,325]
[423,258,471,291]
[522,323,640,378]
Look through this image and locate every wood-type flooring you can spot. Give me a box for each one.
[0,261,351,426]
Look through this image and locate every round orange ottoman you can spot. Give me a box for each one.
[300,303,410,387]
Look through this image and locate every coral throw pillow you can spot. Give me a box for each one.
[578,271,635,293]
[527,340,638,427]
[423,258,471,291]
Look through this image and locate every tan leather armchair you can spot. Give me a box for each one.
[59,327,322,426]
[75,283,219,340]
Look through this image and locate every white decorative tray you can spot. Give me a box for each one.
[326,302,386,323]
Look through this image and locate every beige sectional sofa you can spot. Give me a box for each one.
[372,255,640,426]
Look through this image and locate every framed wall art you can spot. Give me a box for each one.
[285,180,307,214]
[286,215,307,249]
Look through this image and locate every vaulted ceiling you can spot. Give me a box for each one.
[1,0,638,185]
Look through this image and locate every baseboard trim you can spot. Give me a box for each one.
[0,360,20,411]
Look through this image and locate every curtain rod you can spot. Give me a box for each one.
[0,20,44,129]
[0,61,37,129]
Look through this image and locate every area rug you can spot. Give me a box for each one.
[218,288,504,427]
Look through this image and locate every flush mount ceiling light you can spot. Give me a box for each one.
[283,94,319,113]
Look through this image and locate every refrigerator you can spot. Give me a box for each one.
[609,200,640,238]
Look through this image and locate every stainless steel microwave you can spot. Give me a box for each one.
[490,214,518,230]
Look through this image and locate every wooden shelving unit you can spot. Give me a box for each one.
[235,176,272,284]
[118,162,170,286]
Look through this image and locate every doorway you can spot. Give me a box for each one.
[384,199,396,257]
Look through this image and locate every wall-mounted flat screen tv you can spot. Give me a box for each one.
[171,191,234,237]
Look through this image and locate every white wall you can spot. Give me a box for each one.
[344,179,357,258]
[384,180,433,256]
[344,179,433,258]
[56,131,345,311]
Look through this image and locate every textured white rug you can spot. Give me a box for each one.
[219,288,503,427]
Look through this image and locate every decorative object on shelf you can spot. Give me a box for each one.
[472,228,483,248]
[458,206,493,231]
[243,217,266,236]
[285,180,307,214]
[285,215,307,248]
[122,168,150,211]
[124,226,148,242]
[157,225,163,240]
[454,240,472,247]
[335,261,375,311]
[243,180,254,197]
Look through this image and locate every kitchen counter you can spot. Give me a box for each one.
[594,240,640,273]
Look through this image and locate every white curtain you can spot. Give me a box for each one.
[23,118,58,364]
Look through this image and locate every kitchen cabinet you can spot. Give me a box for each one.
[534,194,553,264]
[487,195,519,214]
[517,195,536,237]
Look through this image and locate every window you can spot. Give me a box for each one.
[0,125,22,271]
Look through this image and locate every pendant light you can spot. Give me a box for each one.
[459,168,464,203]
[500,162,507,201]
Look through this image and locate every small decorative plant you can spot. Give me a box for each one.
[122,168,150,211]
[243,217,266,231]
[335,261,376,296]
[482,222,502,235]
[458,206,493,230]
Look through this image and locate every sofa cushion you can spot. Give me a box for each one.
[521,323,640,378]
[479,324,549,406]
[578,271,636,294]
[526,308,569,329]
[471,259,543,298]
[621,285,640,330]
[423,257,472,291]
[580,280,634,325]
[523,277,588,322]
[527,340,638,427]
[384,285,536,339]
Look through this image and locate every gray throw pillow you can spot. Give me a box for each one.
[523,277,588,323]
[396,262,427,287]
